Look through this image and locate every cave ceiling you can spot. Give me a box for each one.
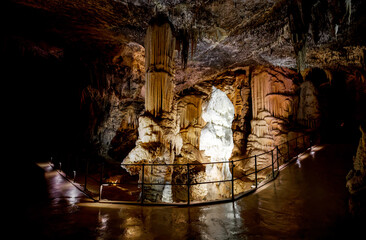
[4,0,366,85]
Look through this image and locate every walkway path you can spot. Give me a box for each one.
[20,144,366,239]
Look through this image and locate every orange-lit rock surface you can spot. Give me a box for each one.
[245,67,299,179]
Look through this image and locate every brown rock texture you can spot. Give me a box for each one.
[347,125,366,193]
[245,67,299,179]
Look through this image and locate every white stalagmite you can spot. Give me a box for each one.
[199,86,234,199]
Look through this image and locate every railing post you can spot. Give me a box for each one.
[98,162,104,200]
[231,161,235,200]
[271,150,274,178]
[310,133,313,148]
[141,164,145,205]
[295,137,297,151]
[276,146,280,171]
[287,141,290,161]
[100,162,104,185]
[84,160,89,191]
[187,163,190,205]
[254,155,258,188]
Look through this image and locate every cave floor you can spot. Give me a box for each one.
[17,144,366,239]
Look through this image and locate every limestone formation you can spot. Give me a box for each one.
[245,67,299,179]
[121,15,181,202]
[347,124,366,193]
[144,16,176,117]
[199,86,235,200]
[297,81,321,128]
[177,95,203,148]
[122,107,183,202]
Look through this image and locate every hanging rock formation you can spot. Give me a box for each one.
[145,15,176,117]
[177,95,203,148]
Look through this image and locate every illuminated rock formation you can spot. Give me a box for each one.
[144,16,176,117]
[122,107,183,202]
[199,86,235,200]
[121,15,181,202]
[177,95,203,148]
[246,67,299,179]
[171,70,252,201]
[81,42,146,161]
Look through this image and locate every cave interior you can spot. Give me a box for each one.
[4,0,366,208]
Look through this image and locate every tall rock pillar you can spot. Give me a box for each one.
[246,67,298,179]
[145,15,176,117]
[122,15,182,203]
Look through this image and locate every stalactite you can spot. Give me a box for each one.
[181,29,189,69]
[265,95,292,119]
[145,16,176,117]
[251,71,295,120]
[251,76,268,119]
[345,0,352,24]
[178,96,202,129]
[177,95,203,148]
[324,69,333,85]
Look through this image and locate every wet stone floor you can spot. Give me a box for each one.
[16,144,366,239]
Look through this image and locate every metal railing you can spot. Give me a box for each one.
[50,131,316,205]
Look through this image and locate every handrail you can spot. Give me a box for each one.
[52,131,316,205]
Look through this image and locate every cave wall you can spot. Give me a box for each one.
[79,42,146,163]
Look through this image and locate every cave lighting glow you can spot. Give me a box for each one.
[200,86,234,181]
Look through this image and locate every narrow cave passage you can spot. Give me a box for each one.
[304,68,366,145]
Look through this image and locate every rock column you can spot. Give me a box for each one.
[246,67,298,179]
[122,15,182,203]
[145,17,175,117]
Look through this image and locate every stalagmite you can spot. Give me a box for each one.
[200,86,235,199]
[122,15,180,203]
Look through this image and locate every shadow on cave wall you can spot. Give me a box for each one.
[3,36,92,164]
[306,68,364,146]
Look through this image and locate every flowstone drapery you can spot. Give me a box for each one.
[246,67,298,179]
